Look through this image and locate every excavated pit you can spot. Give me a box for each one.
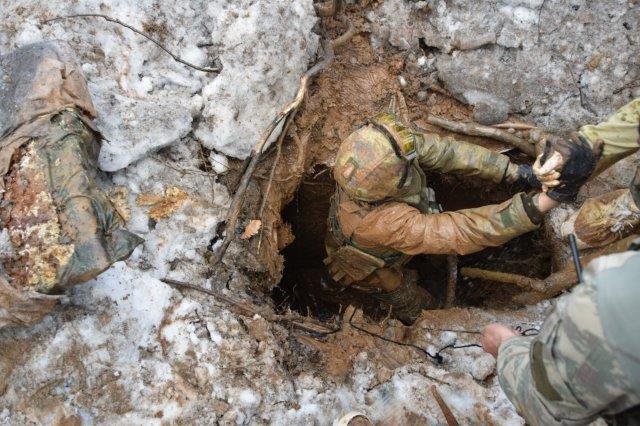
[249,11,555,322]
[271,161,552,320]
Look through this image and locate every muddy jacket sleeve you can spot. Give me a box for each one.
[496,253,640,425]
[580,98,640,176]
[415,132,517,184]
[352,192,540,256]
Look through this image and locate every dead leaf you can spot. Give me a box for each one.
[240,220,262,240]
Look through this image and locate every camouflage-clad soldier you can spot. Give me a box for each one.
[560,98,640,249]
[325,111,592,324]
[482,249,640,425]
[480,98,640,425]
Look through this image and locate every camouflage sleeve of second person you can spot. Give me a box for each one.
[580,98,640,176]
[496,278,639,425]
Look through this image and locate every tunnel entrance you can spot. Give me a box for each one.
[271,163,552,320]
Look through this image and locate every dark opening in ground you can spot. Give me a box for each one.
[272,162,552,320]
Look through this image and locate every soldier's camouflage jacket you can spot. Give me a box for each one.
[326,122,541,292]
[498,251,640,425]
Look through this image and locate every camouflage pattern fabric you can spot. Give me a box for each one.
[580,98,640,177]
[563,189,640,249]
[416,132,516,185]
[326,113,540,293]
[497,251,640,425]
[0,42,142,306]
[333,112,517,205]
[333,124,411,203]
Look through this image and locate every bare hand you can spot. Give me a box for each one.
[533,150,563,192]
[481,323,519,358]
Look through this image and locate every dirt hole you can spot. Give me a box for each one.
[271,161,552,320]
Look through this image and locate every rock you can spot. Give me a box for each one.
[470,353,496,381]
[369,0,640,133]
[468,93,510,125]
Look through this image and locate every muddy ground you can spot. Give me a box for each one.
[1,0,638,424]
[234,4,554,313]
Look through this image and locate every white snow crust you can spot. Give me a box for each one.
[0,0,591,424]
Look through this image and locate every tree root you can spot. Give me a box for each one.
[444,255,457,308]
[492,122,537,131]
[314,0,343,17]
[461,234,639,303]
[161,278,338,335]
[460,267,548,293]
[211,41,334,265]
[212,23,357,265]
[256,113,293,253]
[419,114,537,157]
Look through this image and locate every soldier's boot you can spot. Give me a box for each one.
[375,279,435,325]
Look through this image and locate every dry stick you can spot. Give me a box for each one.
[492,122,537,130]
[444,255,458,308]
[431,385,460,426]
[423,114,536,157]
[460,267,548,293]
[211,42,336,265]
[161,278,337,335]
[42,14,220,73]
[461,234,640,298]
[256,113,294,253]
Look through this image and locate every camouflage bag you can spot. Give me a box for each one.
[0,41,142,325]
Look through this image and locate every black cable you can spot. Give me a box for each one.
[347,310,540,365]
[347,309,443,363]
[515,325,540,336]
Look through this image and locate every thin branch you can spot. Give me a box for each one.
[161,278,256,316]
[431,386,460,426]
[42,14,220,73]
[161,278,339,335]
[444,255,457,308]
[420,114,536,157]
[256,112,294,252]
[492,122,537,130]
[211,41,335,265]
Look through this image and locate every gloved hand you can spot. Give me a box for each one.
[514,164,542,188]
[535,133,596,202]
[631,166,640,208]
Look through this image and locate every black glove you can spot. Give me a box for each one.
[515,164,542,189]
[543,133,596,202]
[630,166,640,208]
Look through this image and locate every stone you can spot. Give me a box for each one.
[369,0,640,134]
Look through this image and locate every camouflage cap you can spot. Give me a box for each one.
[334,124,407,202]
